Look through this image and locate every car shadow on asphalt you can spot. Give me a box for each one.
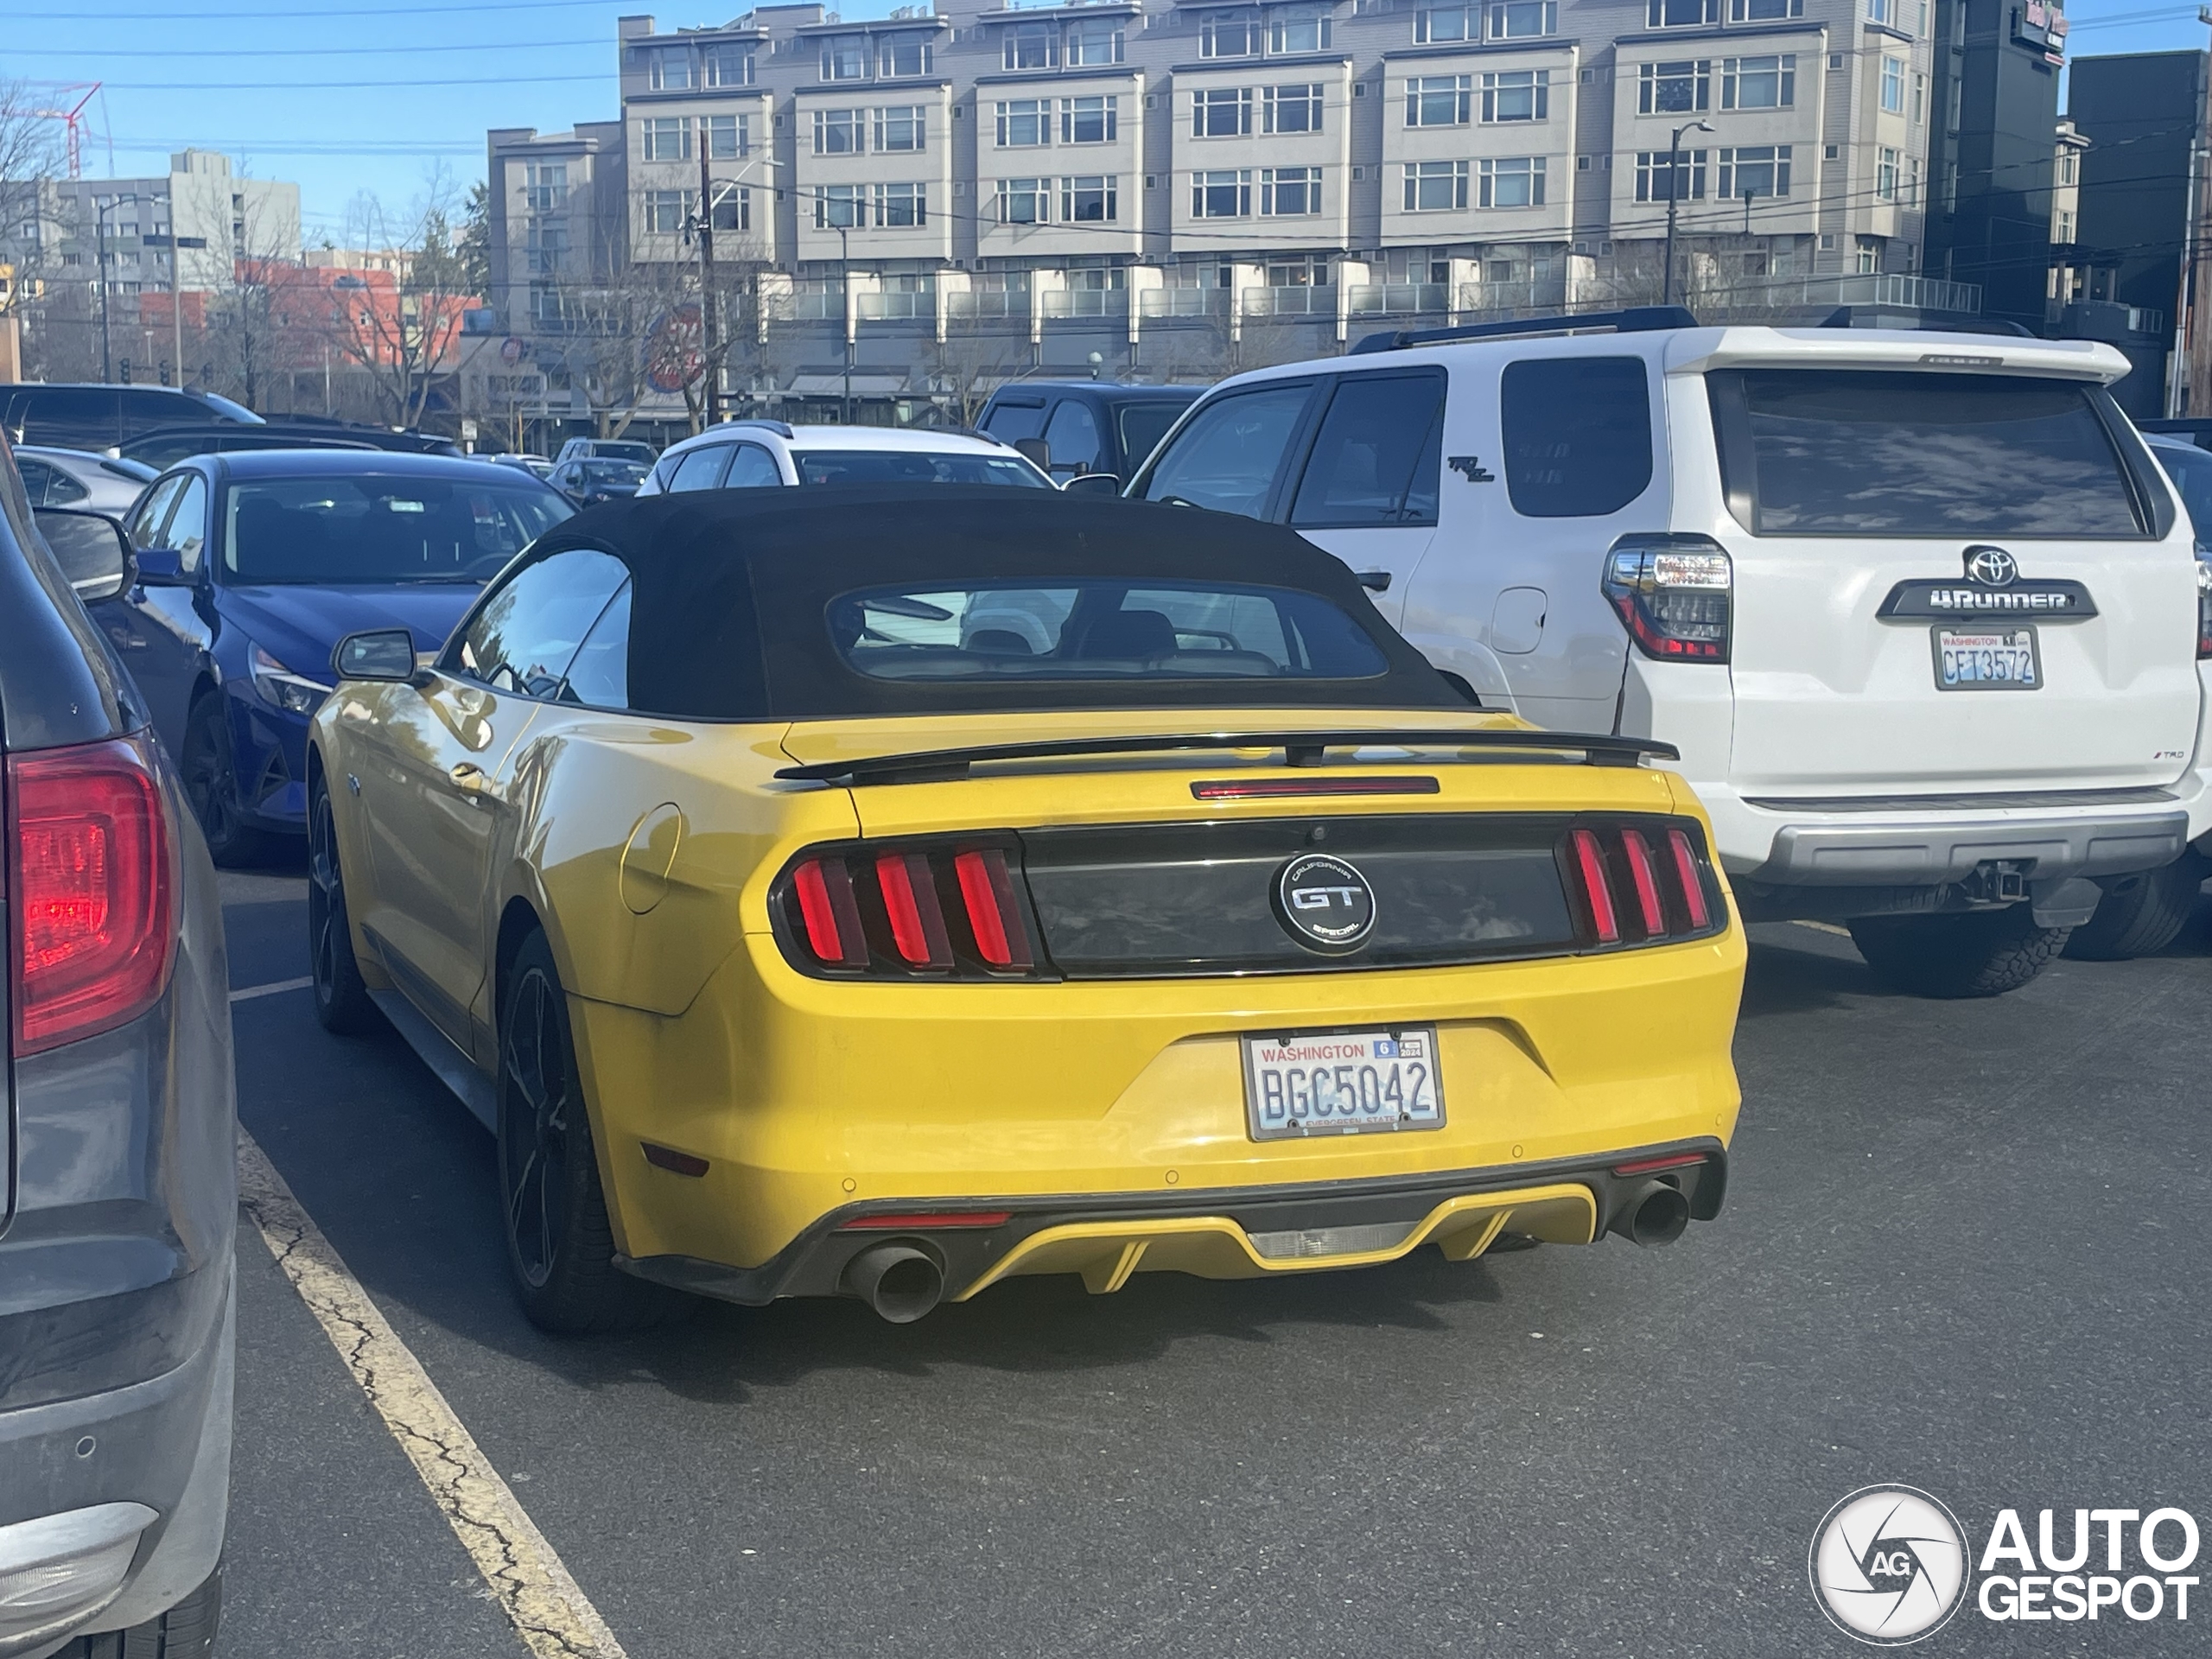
[1738,925,1878,1019]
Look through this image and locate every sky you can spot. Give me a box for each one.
[4,0,2209,241]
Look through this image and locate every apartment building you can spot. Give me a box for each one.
[490,0,1961,419]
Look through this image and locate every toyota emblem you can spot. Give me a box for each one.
[1274,853,1377,954]
[1963,546,2018,587]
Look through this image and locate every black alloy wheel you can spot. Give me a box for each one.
[181,693,274,868]
[307,778,378,1034]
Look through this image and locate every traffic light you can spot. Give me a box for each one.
[118,358,132,385]
[160,360,172,386]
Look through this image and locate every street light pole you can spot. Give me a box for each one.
[97,207,111,382]
[839,219,852,424]
[168,186,183,386]
[695,124,721,427]
[1662,120,1713,308]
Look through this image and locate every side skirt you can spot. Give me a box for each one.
[368,988,498,1133]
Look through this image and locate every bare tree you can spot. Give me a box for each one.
[925,327,1029,426]
[318,181,477,428]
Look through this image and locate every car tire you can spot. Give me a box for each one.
[497,931,679,1335]
[54,1560,222,1659]
[308,774,380,1036]
[1847,906,2070,999]
[180,694,276,868]
[2061,855,2208,962]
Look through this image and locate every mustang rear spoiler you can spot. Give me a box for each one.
[775,728,1681,786]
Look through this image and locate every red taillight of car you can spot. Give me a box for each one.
[778,840,1046,979]
[1612,1152,1708,1178]
[838,1211,1013,1231]
[9,734,176,1056]
[1602,535,1732,664]
[2196,556,2211,658]
[1564,818,1723,949]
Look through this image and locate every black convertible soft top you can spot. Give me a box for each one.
[518,485,1465,720]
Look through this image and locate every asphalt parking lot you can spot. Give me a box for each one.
[213,865,2211,1659]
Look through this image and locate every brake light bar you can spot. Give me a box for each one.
[1620,830,1666,936]
[1189,777,1442,800]
[1568,829,1618,944]
[778,839,1047,980]
[955,848,1031,969]
[1612,1153,1707,1177]
[876,851,951,969]
[839,1211,1013,1231]
[791,856,868,969]
[1666,829,1712,930]
[1563,818,1723,950]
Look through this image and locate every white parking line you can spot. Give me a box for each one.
[229,976,315,1003]
[235,1130,630,1659]
[1792,920,1854,938]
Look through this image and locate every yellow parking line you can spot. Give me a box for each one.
[236,1130,630,1659]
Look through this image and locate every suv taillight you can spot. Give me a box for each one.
[9,734,176,1055]
[776,839,1049,980]
[1563,818,1721,948]
[1603,535,1732,664]
[2196,556,2211,658]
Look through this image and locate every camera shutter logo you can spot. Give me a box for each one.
[1273,853,1376,954]
[1809,1485,1970,1645]
[1964,546,2018,587]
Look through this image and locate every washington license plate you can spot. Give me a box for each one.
[1242,1027,1445,1141]
[1935,627,2040,690]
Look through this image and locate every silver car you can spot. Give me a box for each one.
[12,447,158,518]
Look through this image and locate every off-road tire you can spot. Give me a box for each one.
[307,774,380,1035]
[2062,855,2208,962]
[180,694,276,868]
[56,1560,222,1659]
[1848,906,2070,999]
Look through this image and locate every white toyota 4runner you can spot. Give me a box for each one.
[1127,311,2212,997]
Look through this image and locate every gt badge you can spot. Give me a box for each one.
[1274,853,1376,955]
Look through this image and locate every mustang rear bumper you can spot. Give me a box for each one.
[614,1140,1727,1306]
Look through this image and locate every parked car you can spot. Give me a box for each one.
[637,420,1052,495]
[550,456,650,507]
[976,380,1204,485]
[307,486,1744,1333]
[0,442,234,1658]
[2139,416,2212,450]
[1128,307,2211,997]
[119,423,383,470]
[553,435,658,467]
[92,449,573,864]
[489,453,556,482]
[14,445,159,516]
[1,383,261,452]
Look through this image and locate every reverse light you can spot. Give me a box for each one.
[250,644,331,715]
[9,734,176,1055]
[1564,818,1723,950]
[1603,534,1732,663]
[778,840,1046,980]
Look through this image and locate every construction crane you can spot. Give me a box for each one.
[25,83,110,180]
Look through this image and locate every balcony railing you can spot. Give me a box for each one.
[1345,283,1449,317]
[786,283,844,320]
[1455,277,1571,315]
[1040,287,1126,318]
[1138,287,1228,319]
[944,289,1024,319]
[1241,285,1336,317]
[855,289,931,320]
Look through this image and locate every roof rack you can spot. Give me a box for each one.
[1810,306,2034,338]
[1348,305,1699,356]
[717,416,796,438]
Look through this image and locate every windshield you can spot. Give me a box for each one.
[793,450,1051,488]
[581,461,648,484]
[1116,403,1191,471]
[222,475,574,585]
[831,580,1390,683]
[592,442,658,465]
[2152,443,2212,548]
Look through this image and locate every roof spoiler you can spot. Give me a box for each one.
[1349,305,1699,356]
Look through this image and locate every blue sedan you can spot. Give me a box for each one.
[96,449,573,863]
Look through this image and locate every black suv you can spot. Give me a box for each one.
[0,442,232,1656]
[976,381,1202,485]
[2,384,261,454]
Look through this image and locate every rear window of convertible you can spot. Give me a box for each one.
[831,581,1390,683]
[1708,369,2147,537]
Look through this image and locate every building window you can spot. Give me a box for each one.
[1947,77,1963,132]
[1481,69,1550,123]
[1261,165,1321,214]
[1065,17,1124,65]
[1414,3,1477,40]
[1729,0,1802,16]
[703,45,754,86]
[1880,55,1905,113]
[1866,0,1894,23]
[1268,7,1332,53]
[1876,146,1899,200]
[815,108,864,155]
[1192,168,1254,217]
[530,283,563,326]
[1721,54,1794,110]
[1264,83,1324,133]
[524,162,566,213]
[997,99,1052,147]
[875,105,925,152]
[1004,20,1058,68]
[1201,10,1260,56]
[1402,159,1470,212]
[821,35,868,80]
[1717,143,1790,198]
[816,183,863,228]
[1941,160,1957,211]
[704,114,746,160]
[878,34,931,76]
[1062,94,1120,143]
[1634,149,1707,201]
[1857,238,1879,273]
[1061,174,1118,221]
[1478,156,1544,207]
[1407,75,1472,127]
[711,188,748,232]
[643,117,691,162]
[643,189,688,234]
[2059,150,2077,186]
[1192,87,1255,137]
[1647,0,1719,24]
[647,48,692,91]
[524,219,567,274]
[2056,208,2075,242]
[996,177,1051,223]
[1639,60,1711,114]
[874,181,925,226]
[1913,72,1926,124]
[1487,1,1557,37]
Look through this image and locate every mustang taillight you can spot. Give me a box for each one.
[778,840,1047,980]
[1563,818,1723,949]
[9,733,177,1055]
[1603,534,1732,664]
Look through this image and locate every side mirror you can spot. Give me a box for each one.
[332,628,422,683]
[33,508,133,601]
[1062,473,1121,497]
[1013,437,1052,473]
[132,546,189,587]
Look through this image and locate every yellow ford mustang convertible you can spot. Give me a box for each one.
[308,487,1745,1332]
